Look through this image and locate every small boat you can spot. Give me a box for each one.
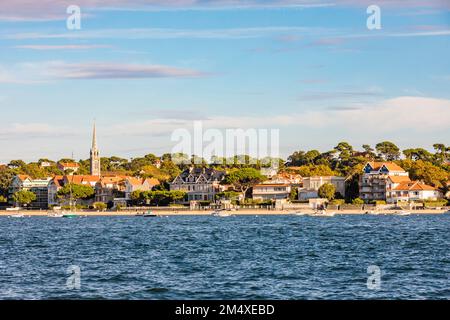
[292,211,308,216]
[308,210,336,217]
[62,211,78,218]
[142,210,157,217]
[48,213,64,218]
[211,210,232,217]
[395,210,411,216]
[8,214,25,218]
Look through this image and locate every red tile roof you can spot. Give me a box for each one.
[367,162,405,172]
[393,181,437,191]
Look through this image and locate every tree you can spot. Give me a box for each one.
[12,190,36,207]
[295,164,339,177]
[376,141,400,161]
[0,195,7,203]
[399,159,449,188]
[57,183,95,205]
[0,168,15,198]
[222,168,266,199]
[362,144,376,159]
[318,183,336,201]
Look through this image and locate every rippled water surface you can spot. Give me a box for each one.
[0,215,449,300]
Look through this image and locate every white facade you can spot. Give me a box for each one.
[299,176,346,200]
[253,184,291,200]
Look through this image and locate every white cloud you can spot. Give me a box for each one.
[0,61,208,83]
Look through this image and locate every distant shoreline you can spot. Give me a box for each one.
[0,209,448,217]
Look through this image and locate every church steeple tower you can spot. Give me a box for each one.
[90,122,101,176]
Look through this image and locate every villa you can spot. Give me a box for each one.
[170,167,226,202]
[9,175,52,209]
[386,180,442,203]
[359,162,441,203]
[124,177,160,200]
[298,176,346,200]
[57,162,80,174]
[252,183,292,201]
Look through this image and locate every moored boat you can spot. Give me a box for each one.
[140,210,157,217]
[308,209,336,217]
[394,210,411,216]
[211,210,232,217]
[8,214,25,218]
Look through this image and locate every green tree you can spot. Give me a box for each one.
[0,168,15,198]
[12,190,36,207]
[362,144,376,159]
[376,141,400,161]
[0,195,7,203]
[318,183,336,201]
[57,184,95,204]
[222,168,266,199]
[399,159,449,188]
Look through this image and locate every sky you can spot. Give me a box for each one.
[0,0,449,163]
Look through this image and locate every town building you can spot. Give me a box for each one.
[359,162,440,203]
[9,175,52,209]
[95,176,127,204]
[298,176,346,200]
[386,180,442,203]
[252,184,292,201]
[124,177,160,200]
[57,162,80,174]
[170,167,226,202]
[359,162,409,202]
[47,175,101,206]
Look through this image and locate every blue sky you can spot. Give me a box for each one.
[0,0,449,163]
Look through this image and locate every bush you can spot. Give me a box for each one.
[93,202,107,211]
[424,200,447,207]
[352,198,364,205]
[329,199,345,206]
[371,200,386,206]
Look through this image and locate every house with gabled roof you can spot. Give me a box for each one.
[360,162,442,203]
[57,162,80,174]
[170,167,226,202]
[124,177,160,200]
[9,174,52,209]
[387,181,442,203]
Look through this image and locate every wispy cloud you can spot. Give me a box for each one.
[0,61,209,83]
[0,1,334,21]
[4,26,324,40]
[13,44,112,50]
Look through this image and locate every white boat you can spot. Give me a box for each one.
[292,211,308,216]
[8,214,25,218]
[308,210,336,217]
[48,213,64,218]
[395,210,411,216]
[211,210,232,217]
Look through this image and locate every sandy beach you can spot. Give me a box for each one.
[1,209,448,217]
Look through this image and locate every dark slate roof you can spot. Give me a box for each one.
[175,168,226,183]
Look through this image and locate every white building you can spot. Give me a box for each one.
[298,176,346,200]
[253,184,291,200]
[9,175,52,209]
[386,179,442,203]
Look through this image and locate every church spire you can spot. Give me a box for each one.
[92,121,98,150]
[90,121,101,176]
